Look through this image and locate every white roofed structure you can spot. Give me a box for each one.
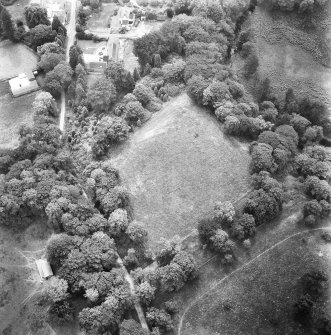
[35,259,53,281]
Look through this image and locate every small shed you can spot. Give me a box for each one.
[35,259,53,281]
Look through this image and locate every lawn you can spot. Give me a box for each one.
[0,41,38,80]
[110,93,251,249]
[6,0,30,22]
[0,81,37,150]
[180,228,331,335]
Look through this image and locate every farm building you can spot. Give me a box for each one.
[35,259,53,281]
[9,73,39,98]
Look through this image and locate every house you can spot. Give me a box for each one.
[35,259,53,281]
[9,73,39,98]
[119,7,135,27]
[83,53,108,73]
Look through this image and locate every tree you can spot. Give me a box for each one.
[24,6,50,29]
[44,62,73,97]
[133,68,141,82]
[157,263,185,292]
[202,80,231,109]
[38,52,65,72]
[49,300,74,323]
[174,0,194,15]
[250,143,277,174]
[166,8,174,18]
[210,229,234,254]
[136,281,156,306]
[301,270,328,297]
[45,276,69,302]
[126,222,148,244]
[294,294,314,319]
[155,236,181,266]
[187,75,211,105]
[224,115,240,135]
[33,91,58,117]
[29,24,56,48]
[0,6,15,41]
[37,42,65,57]
[198,217,221,245]
[52,15,66,36]
[79,302,121,335]
[243,53,259,78]
[69,44,83,69]
[231,214,256,240]
[146,307,173,331]
[87,77,117,113]
[153,53,161,68]
[172,251,198,281]
[108,208,129,237]
[120,319,147,335]
[244,188,283,225]
[214,201,235,225]
[92,117,130,157]
[305,176,331,202]
[105,60,135,93]
[133,84,154,106]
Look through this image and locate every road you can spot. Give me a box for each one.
[59,0,77,133]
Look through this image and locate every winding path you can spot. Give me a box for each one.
[59,0,77,133]
[177,226,331,335]
[117,256,150,332]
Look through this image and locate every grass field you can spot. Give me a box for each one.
[6,0,30,22]
[180,228,331,335]
[236,5,331,107]
[87,3,118,34]
[0,81,37,150]
[110,93,251,249]
[0,41,38,80]
[0,222,52,335]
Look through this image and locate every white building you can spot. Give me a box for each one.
[35,259,53,281]
[9,73,39,98]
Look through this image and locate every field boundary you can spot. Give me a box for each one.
[177,226,331,335]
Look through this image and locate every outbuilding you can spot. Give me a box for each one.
[35,259,53,281]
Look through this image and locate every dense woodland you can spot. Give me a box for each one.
[0,0,331,334]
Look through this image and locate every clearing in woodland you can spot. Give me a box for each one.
[110,93,251,249]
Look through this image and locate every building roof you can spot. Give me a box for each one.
[35,259,53,279]
[9,73,39,97]
[87,61,107,72]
